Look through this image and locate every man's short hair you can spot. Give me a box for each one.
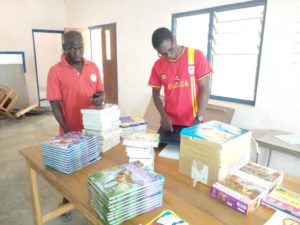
[64,31,83,45]
[152,27,173,49]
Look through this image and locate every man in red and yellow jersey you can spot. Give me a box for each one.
[148,27,213,135]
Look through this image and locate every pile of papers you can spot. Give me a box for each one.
[41,132,100,174]
[123,133,160,169]
[88,161,165,225]
[81,104,121,153]
[120,116,147,138]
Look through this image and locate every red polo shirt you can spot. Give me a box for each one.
[47,54,103,134]
[148,47,213,126]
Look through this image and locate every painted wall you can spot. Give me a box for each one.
[0,0,66,104]
[64,0,300,134]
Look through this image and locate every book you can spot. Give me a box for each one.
[81,103,119,115]
[120,116,147,128]
[211,173,266,214]
[180,120,248,144]
[262,187,300,219]
[235,162,284,193]
[88,161,165,225]
[123,132,160,148]
[146,210,188,225]
[264,210,300,225]
[158,143,180,160]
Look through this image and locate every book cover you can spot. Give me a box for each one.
[120,115,147,128]
[88,161,164,200]
[180,120,248,144]
[123,132,160,148]
[264,211,300,225]
[262,187,300,219]
[211,174,266,214]
[146,210,188,225]
[41,132,95,150]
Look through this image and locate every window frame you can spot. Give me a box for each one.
[172,0,267,105]
[0,51,26,73]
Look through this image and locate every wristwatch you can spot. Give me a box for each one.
[195,115,204,123]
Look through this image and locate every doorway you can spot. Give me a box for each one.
[32,29,64,107]
[90,23,118,104]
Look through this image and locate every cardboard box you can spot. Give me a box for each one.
[180,150,250,186]
[179,121,252,185]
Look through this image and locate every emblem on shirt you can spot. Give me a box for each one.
[160,74,167,80]
[90,74,97,82]
[188,65,195,75]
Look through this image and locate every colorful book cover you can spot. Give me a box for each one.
[123,132,160,147]
[264,211,300,225]
[237,162,283,192]
[88,161,164,200]
[180,120,248,144]
[146,210,188,225]
[120,115,147,128]
[263,187,300,219]
[41,132,95,150]
[211,174,265,214]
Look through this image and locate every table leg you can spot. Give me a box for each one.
[26,161,43,225]
[267,150,272,167]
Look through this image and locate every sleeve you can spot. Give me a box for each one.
[195,50,213,80]
[94,65,104,92]
[46,67,62,101]
[148,64,162,88]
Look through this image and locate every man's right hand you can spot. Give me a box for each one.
[161,114,173,132]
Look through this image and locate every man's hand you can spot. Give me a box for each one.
[161,114,173,132]
[92,92,105,106]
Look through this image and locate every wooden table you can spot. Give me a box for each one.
[20,144,300,225]
[255,130,300,166]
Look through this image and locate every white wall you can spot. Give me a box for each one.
[0,0,66,104]
[64,0,300,134]
[2,0,298,134]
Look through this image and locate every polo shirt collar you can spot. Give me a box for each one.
[60,54,90,67]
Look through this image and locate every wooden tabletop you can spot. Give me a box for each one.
[19,144,300,225]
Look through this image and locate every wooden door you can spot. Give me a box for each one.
[101,24,118,104]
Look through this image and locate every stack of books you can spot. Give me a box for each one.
[41,132,100,174]
[210,162,284,214]
[123,133,160,169]
[88,161,165,225]
[81,104,121,153]
[120,116,147,138]
[263,210,300,225]
[262,186,300,219]
[179,120,252,186]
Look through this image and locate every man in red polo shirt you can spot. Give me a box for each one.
[47,31,104,135]
[46,30,104,221]
[148,27,213,140]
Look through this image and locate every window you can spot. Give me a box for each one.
[173,0,267,105]
[0,52,26,73]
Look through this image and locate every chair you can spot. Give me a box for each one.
[0,84,19,118]
[203,103,235,124]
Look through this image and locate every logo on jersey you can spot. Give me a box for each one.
[160,74,167,80]
[188,65,195,75]
[90,74,97,82]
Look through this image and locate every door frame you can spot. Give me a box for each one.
[32,29,64,106]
